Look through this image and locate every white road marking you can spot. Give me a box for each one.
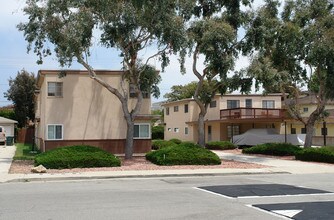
[193,187,235,199]
[246,205,291,219]
[272,209,302,218]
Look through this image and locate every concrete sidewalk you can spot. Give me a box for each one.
[213,150,334,174]
[0,146,333,183]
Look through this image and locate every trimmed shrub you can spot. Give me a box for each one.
[295,148,334,163]
[169,138,182,145]
[206,141,236,150]
[151,140,177,150]
[242,143,302,156]
[34,145,121,169]
[152,126,164,140]
[146,144,221,166]
[322,146,334,153]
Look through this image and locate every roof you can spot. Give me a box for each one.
[0,117,17,124]
[36,69,125,88]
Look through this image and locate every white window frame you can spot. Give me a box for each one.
[174,128,179,133]
[134,123,151,139]
[262,100,275,108]
[46,124,63,140]
[47,82,63,97]
[185,127,189,135]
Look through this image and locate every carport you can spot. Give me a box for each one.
[0,116,18,145]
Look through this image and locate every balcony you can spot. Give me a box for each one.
[220,108,285,121]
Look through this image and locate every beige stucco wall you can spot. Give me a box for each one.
[220,95,282,109]
[36,71,151,143]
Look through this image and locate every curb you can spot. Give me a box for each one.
[3,171,289,183]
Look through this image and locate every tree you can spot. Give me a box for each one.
[244,0,334,148]
[18,0,186,159]
[163,81,198,101]
[185,1,253,147]
[5,70,36,128]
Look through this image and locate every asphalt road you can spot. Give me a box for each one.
[1,173,334,220]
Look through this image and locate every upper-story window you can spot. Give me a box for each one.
[210,100,217,108]
[129,84,150,99]
[245,99,252,108]
[184,104,189,113]
[227,100,240,109]
[48,82,63,97]
[262,100,275,108]
[303,107,309,113]
[174,106,179,112]
[166,107,170,115]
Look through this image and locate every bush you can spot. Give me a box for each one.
[152,126,164,140]
[146,144,221,166]
[151,140,177,150]
[35,145,121,169]
[295,147,334,163]
[169,138,182,144]
[206,141,236,150]
[242,143,302,156]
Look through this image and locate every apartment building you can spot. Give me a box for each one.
[163,94,285,143]
[35,70,153,154]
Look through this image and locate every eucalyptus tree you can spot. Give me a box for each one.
[18,0,186,158]
[186,1,253,147]
[244,0,334,148]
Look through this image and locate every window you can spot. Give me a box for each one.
[174,106,179,112]
[208,125,212,141]
[303,107,309,113]
[301,127,306,134]
[166,107,170,115]
[134,124,150,139]
[129,84,150,98]
[184,104,189,113]
[167,128,172,132]
[245,99,252,108]
[210,100,217,108]
[227,125,239,138]
[185,127,189,135]
[227,100,240,109]
[47,125,63,140]
[262,100,275,108]
[174,128,179,133]
[291,128,296,134]
[48,82,63,97]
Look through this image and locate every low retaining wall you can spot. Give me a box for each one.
[42,139,151,154]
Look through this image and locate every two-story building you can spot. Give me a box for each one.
[163,94,285,143]
[35,70,153,154]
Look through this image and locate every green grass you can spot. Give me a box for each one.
[14,143,40,160]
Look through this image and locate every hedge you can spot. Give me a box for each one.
[242,143,302,156]
[34,145,121,169]
[152,126,164,140]
[169,138,182,144]
[146,142,221,166]
[151,140,177,150]
[295,147,334,163]
[206,141,236,150]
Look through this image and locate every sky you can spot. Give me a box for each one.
[0,0,265,107]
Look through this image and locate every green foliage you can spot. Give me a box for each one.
[4,70,35,128]
[14,143,40,160]
[169,138,182,145]
[146,143,221,166]
[152,126,164,140]
[295,148,334,163]
[34,145,121,169]
[0,109,16,121]
[164,82,197,101]
[206,141,236,150]
[151,140,176,150]
[242,143,302,156]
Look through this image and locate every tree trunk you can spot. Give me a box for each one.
[304,114,318,148]
[198,112,205,147]
[125,117,134,159]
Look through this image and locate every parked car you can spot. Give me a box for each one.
[0,126,6,145]
[232,128,305,147]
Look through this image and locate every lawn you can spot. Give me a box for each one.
[14,143,40,160]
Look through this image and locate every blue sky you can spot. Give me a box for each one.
[0,0,264,107]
